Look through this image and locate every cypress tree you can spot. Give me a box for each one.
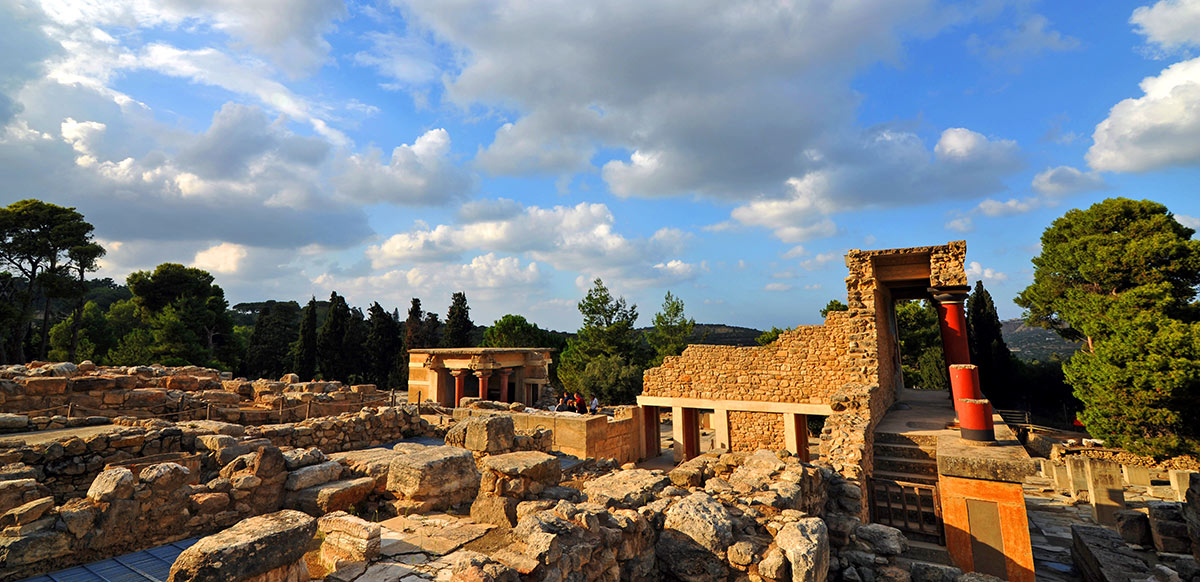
[441,291,474,348]
[966,280,1016,406]
[293,297,318,380]
[365,302,401,388]
[343,306,367,384]
[317,292,351,382]
[404,298,425,350]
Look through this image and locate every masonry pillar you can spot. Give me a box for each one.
[451,370,466,407]
[712,408,730,452]
[672,407,700,462]
[1085,458,1126,525]
[642,406,661,459]
[498,369,512,403]
[783,413,809,462]
[931,287,971,367]
[474,370,492,400]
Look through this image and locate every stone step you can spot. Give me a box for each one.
[874,455,938,477]
[870,469,939,486]
[902,540,953,565]
[874,432,939,448]
[284,476,375,516]
[874,442,936,461]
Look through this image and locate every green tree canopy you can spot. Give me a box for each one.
[1017,198,1200,457]
[364,302,403,389]
[966,280,1017,406]
[755,327,790,345]
[895,300,943,390]
[292,297,318,380]
[820,299,849,318]
[441,291,474,348]
[124,263,235,368]
[482,314,558,348]
[317,291,352,382]
[646,291,695,366]
[558,278,646,404]
[245,300,301,380]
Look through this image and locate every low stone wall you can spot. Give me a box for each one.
[819,383,888,491]
[453,403,643,464]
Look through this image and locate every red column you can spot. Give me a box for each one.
[642,406,660,459]
[498,370,512,403]
[475,371,492,400]
[949,363,985,422]
[451,370,465,407]
[931,289,971,366]
[681,408,700,461]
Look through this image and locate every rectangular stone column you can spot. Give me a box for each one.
[783,413,809,462]
[1169,470,1195,502]
[1051,463,1071,494]
[1084,458,1126,526]
[1122,464,1151,488]
[712,408,730,453]
[672,406,686,462]
[1066,456,1089,500]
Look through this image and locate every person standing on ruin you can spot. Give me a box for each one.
[589,395,599,414]
[573,392,587,414]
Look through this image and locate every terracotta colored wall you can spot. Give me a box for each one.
[939,474,1035,582]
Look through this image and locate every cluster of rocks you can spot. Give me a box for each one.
[445,415,552,456]
[0,361,392,428]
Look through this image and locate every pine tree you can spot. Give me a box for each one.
[421,312,441,347]
[966,280,1016,406]
[317,292,351,382]
[293,297,318,380]
[646,291,695,366]
[245,301,301,380]
[441,291,473,348]
[558,278,647,404]
[343,306,367,384]
[404,298,425,350]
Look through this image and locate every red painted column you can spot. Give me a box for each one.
[451,370,466,407]
[681,408,700,461]
[475,371,492,400]
[949,363,984,422]
[498,370,512,403]
[931,288,971,366]
[642,406,660,459]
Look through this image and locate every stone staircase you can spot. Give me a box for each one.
[873,431,939,486]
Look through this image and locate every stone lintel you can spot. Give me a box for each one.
[936,434,1036,483]
[634,395,833,416]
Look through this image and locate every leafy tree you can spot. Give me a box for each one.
[895,300,942,389]
[123,263,236,368]
[344,306,368,384]
[317,292,351,382]
[646,291,695,366]
[421,311,441,347]
[64,243,105,361]
[820,299,849,318]
[0,199,101,362]
[364,302,402,389]
[966,280,1017,406]
[441,291,474,348]
[107,328,155,366]
[482,314,554,348]
[558,278,646,404]
[755,327,789,345]
[48,301,112,363]
[245,301,301,380]
[1016,198,1200,457]
[292,297,318,380]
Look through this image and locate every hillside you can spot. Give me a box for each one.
[1002,318,1081,362]
[688,323,765,347]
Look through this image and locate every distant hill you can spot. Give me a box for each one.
[1001,318,1081,362]
[688,323,764,347]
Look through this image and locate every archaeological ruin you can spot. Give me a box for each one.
[0,240,1196,582]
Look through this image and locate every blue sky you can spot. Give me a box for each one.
[2,0,1199,332]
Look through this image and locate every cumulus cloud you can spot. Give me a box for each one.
[977,197,1039,217]
[1032,165,1107,195]
[335,128,475,205]
[1131,0,1200,52]
[764,283,793,292]
[1177,213,1200,229]
[967,14,1080,61]
[1087,57,1200,172]
[192,242,248,274]
[729,127,1021,241]
[965,261,1008,282]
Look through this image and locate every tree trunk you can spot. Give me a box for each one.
[39,293,52,360]
[68,265,84,362]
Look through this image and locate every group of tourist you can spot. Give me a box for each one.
[552,391,600,415]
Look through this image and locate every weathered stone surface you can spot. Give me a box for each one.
[283,447,327,471]
[140,462,192,491]
[759,545,790,580]
[775,518,830,582]
[446,415,515,453]
[0,478,45,515]
[167,510,317,582]
[0,496,54,528]
[318,510,380,572]
[284,460,343,491]
[1071,524,1150,582]
[936,435,1037,484]
[286,477,374,516]
[582,469,671,509]
[386,445,479,508]
[190,492,231,515]
[1113,510,1152,546]
[909,561,962,582]
[87,467,135,502]
[482,451,560,483]
[471,494,519,527]
[329,448,401,492]
[58,498,96,538]
[663,492,734,554]
[0,413,30,430]
[855,523,908,556]
[1185,472,1200,563]
[0,529,72,566]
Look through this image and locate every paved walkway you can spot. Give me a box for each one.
[20,538,199,582]
[0,424,121,447]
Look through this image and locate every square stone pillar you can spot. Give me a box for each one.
[783,413,809,462]
[1066,456,1089,500]
[712,408,730,453]
[1169,470,1195,502]
[498,370,512,403]
[1084,458,1126,526]
[1122,464,1151,488]
[1051,463,1071,494]
[671,407,699,462]
[641,406,661,459]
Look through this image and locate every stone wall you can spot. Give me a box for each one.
[728,411,785,452]
[454,402,644,465]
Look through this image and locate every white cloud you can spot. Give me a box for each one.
[945,216,974,233]
[1131,0,1200,52]
[352,31,442,90]
[1087,57,1200,172]
[335,128,476,205]
[965,261,1008,282]
[1032,165,1107,196]
[192,242,248,274]
[799,252,840,271]
[967,14,1080,61]
[977,197,1039,217]
[782,246,807,259]
[764,283,793,292]
[1177,213,1200,229]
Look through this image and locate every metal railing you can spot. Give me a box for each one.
[868,477,944,544]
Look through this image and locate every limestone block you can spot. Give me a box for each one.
[482,451,561,486]
[386,445,479,509]
[22,377,67,396]
[167,510,316,582]
[1170,470,1196,503]
[581,469,671,509]
[285,477,374,516]
[1122,464,1151,487]
[0,529,73,566]
[445,415,515,454]
[471,494,518,527]
[140,462,192,492]
[0,496,54,528]
[855,523,908,556]
[1186,472,1200,563]
[1113,510,1151,546]
[317,510,380,572]
[775,518,830,582]
[87,467,134,502]
[1085,458,1126,526]
[285,460,343,491]
[0,414,30,431]
[190,492,231,515]
[663,492,734,553]
[1071,524,1150,582]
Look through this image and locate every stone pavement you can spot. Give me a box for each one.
[329,513,499,582]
